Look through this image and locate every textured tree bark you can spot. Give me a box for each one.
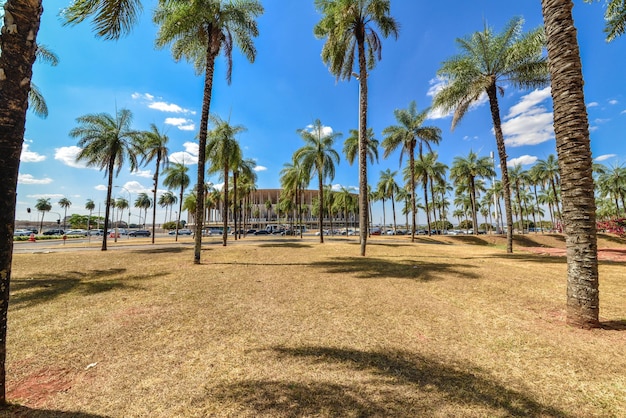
[542,0,599,328]
[0,0,43,404]
[357,36,368,256]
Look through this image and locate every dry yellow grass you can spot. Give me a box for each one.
[3,235,625,417]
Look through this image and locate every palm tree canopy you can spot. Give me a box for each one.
[206,116,245,177]
[598,0,626,41]
[35,198,52,212]
[382,101,442,164]
[344,128,379,165]
[313,0,399,80]
[163,162,191,191]
[134,192,152,210]
[450,151,496,184]
[159,191,178,207]
[85,199,96,212]
[58,197,72,209]
[70,108,141,176]
[139,124,170,171]
[153,0,263,83]
[432,17,549,129]
[295,119,341,184]
[62,0,143,40]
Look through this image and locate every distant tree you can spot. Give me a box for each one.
[85,199,96,231]
[35,198,52,233]
[139,124,169,243]
[158,191,177,225]
[163,162,190,241]
[377,169,399,233]
[314,0,399,255]
[343,128,379,166]
[280,157,310,238]
[70,108,140,250]
[115,198,129,227]
[134,193,153,228]
[295,119,341,244]
[58,197,72,232]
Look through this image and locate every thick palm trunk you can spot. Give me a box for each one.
[318,173,324,243]
[486,84,514,252]
[103,161,115,251]
[357,38,368,256]
[233,172,238,241]
[222,165,229,246]
[194,47,218,263]
[542,0,599,328]
[151,156,161,244]
[0,0,42,403]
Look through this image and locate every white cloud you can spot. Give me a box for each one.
[18,174,53,185]
[609,99,618,105]
[183,142,199,156]
[54,146,90,169]
[20,143,46,162]
[304,124,334,137]
[95,185,107,191]
[587,102,599,108]
[132,169,153,179]
[165,117,195,131]
[594,154,617,162]
[254,165,268,172]
[169,152,198,165]
[502,88,554,147]
[462,135,479,141]
[117,181,149,195]
[594,118,610,124]
[507,155,538,167]
[131,92,154,101]
[426,76,488,120]
[149,102,185,113]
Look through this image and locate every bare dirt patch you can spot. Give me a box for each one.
[7,368,75,408]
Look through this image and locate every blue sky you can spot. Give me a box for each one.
[17,0,626,226]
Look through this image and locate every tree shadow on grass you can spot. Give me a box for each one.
[445,236,493,246]
[257,243,313,249]
[312,257,479,281]
[598,233,626,245]
[600,319,626,331]
[130,246,189,254]
[10,269,160,310]
[480,252,568,265]
[0,405,110,417]
[245,346,566,417]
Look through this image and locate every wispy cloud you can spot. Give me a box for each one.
[594,154,616,162]
[18,174,53,185]
[254,165,268,172]
[26,193,65,199]
[95,185,107,191]
[502,87,554,147]
[54,146,90,169]
[20,142,46,163]
[587,102,599,108]
[132,169,153,179]
[132,92,195,115]
[609,99,618,105]
[507,155,538,167]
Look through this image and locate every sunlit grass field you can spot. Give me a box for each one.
[5,235,625,417]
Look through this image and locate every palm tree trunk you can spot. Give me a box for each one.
[176,187,183,242]
[223,165,229,246]
[423,178,431,236]
[470,178,478,235]
[318,173,324,244]
[151,157,161,244]
[357,38,368,256]
[486,84,514,252]
[233,172,238,241]
[381,197,386,233]
[0,0,43,403]
[194,47,218,263]
[542,0,599,328]
[391,193,397,233]
[410,152,417,242]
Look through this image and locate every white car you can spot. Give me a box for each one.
[13,229,31,237]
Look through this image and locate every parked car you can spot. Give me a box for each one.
[129,229,151,237]
[13,229,31,237]
[42,229,64,236]
[178,229,193,235]
[88,229,104,236]
[370,228,381,236]
[65,229,88,236]
[254,230,270,235]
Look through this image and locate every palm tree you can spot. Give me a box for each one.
[158,191,177,225]
[314,0,398,256]
[542,0,599,328]
[206,116,244,246]
[596,163,626,218]
[232,158,257,239]
[28,44,59,118]
[140,124,169,243]
[154,0,263,264]
[343,128,379,166]
[450,151,495,235]
[134,193,152,228]
[115,198,129,229]
[432,17,549,252]
[599,0,626,41]
[295,120,341,244]
[163,162,190,241]
[377,169,399,233]
[183,192,198,223]
[85,199,96,233]
[280,157,310,238]
[35,198,52,234]
[534,154,561,221]
[58,197,72,232]
[383,101,442,241]
[508,165,531,233]
[70,108,140,251]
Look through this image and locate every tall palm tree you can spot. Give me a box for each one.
[314,0,398,256]
[28,44,59,118]
[154,0,263,263]
[134,193,152,228]
[534,154,561,221]
[294,119,341,244]
[432,17,549,252]
[598,0,626,41]
[232,158,257,240]
[140,124,169,243]
[377,169,399,233]
[206,116,244,246]
[85,199,96,233]
[596,163,626,218]
[58,197,72,232]
[35,198,52,234]
[115,198,129,228]
[450,151,495,235]
[163,162,190,241]
[158,191,177,225]
[70,108,140,251]
[542,0,599,328]
[508,165,531,233]
[183,191,198,224]
[383,101,441,241]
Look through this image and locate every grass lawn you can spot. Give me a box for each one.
[4,235,626,417]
